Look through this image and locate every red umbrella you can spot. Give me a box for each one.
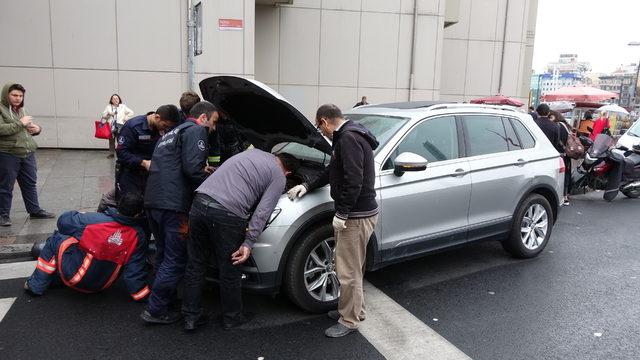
[541,86,618,102]
[470,95,524,107]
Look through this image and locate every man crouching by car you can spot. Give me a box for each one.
[24,192,150,301]
[287,104,379,338]
[181,149,300,332]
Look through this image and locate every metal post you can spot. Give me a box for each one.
[187,0,196,91]
[497,0,509,94]
[634,58,640,112]
[408,0,418,101]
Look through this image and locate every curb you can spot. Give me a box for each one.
[0,244,33,260]
[0,233,50,260]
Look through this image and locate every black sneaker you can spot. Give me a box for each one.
[140,310,181,325]
[184,314,209,333]
[222,312,254,330]
[23,281,40,296]
[30,210,55,219]
[0,215,11,227]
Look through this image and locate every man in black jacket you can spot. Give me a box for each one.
[287,104,379,338]
[141,102,218,324]
[534,103,564,153]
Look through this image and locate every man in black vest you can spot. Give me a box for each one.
[141,102,218,324]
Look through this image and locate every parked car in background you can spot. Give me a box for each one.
[616,119,640,150]
[201,76,565,312]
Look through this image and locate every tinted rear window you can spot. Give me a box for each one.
[510,119,536,149]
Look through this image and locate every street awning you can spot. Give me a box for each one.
[541,86,619,102]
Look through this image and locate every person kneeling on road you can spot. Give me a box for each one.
[24,192,150,301]
[181,149,300,332]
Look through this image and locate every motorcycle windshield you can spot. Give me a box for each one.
[589,134,612,157]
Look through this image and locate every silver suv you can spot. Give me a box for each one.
[201,76,564,312]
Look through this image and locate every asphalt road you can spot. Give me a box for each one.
[1,191,639,359]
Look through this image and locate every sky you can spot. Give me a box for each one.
[532,0,640,74]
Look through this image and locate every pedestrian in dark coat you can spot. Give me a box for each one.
[287,104,379,338]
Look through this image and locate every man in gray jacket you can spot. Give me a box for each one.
[181,149,299,332]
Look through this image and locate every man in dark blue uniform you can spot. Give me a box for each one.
[115,109,178,202]
[24,192,150,301]
[140,102,218,324]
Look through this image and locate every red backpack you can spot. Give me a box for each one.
[78,222,139,265]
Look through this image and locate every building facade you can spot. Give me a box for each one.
[0,0,538,149]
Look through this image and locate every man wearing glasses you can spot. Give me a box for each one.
[287,104,379,338]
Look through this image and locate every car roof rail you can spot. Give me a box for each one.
[427,103,519,112]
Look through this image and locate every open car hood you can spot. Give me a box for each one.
[200,76,331,154]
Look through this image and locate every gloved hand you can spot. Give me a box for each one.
[332,216,347,232]
[287,184,308,201]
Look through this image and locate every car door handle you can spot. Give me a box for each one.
[450,168,468,177]
[514,159,528,167]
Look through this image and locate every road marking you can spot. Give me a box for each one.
[0,297,16,322]
[359,281,471,360]
[0,261,35,281]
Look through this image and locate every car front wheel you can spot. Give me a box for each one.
[502,194,553,258]
[284,224,339,313]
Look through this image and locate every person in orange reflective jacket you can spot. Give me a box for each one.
[25,192,150,301]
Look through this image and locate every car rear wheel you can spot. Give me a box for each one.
[284,224,339,313]
[502,194,552,258]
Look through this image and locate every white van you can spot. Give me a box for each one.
[617,120,640,149]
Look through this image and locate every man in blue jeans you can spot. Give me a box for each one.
[0,83,54,226]
[181,149,299,332]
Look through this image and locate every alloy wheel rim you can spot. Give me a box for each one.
[303,237,340,302]
[520,204,549,250]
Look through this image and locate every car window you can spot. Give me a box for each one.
[503,118,522,151]
[345,114,409,154]
[462,115,509,156]
[273,142,329,165]
[510,119,536,149]
[383,116,458,170]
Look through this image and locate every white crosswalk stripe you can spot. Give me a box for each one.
[0,261,35,281]
[350,281,471,360]
[0,297,16,323]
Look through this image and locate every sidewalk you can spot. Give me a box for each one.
[0,149,114,258]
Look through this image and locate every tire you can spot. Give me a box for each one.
[284,224,339,313]
[622,188,640,199]
[502,194,553,259]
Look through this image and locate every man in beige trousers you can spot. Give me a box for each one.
[287,104,379,337]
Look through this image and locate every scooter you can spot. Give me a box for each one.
[571,133,640,201]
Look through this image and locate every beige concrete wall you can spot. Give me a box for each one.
[439,0,536,104]
[0,0,254,149]
[255,0,445,120]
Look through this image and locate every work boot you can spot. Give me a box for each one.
[222,312,254,330]
[140,310,181,325]
[0,215,11,227]
[30,210,55,219]
[324,323,356,338]
[184,314,209,333]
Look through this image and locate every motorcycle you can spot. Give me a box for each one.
[571,133,640,201]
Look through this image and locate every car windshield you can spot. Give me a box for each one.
[272,114,409,165]
[626,120,640,137]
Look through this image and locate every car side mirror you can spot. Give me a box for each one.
[393,152,429,177]
[633,144,640,152]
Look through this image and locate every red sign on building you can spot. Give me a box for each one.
[218,19,243,30]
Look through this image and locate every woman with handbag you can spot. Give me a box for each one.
[101,94,134,158]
